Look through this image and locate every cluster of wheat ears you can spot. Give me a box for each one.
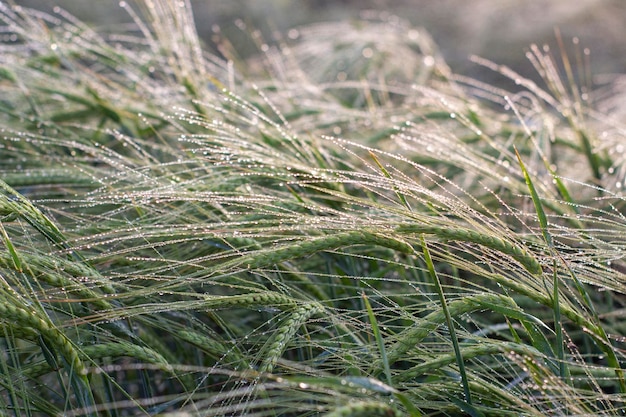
[0,1,625,416]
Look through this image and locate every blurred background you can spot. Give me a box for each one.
[10,0,626,86]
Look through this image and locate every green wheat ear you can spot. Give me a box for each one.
[0,292,88,377]
[259,302,324,373]
[395,223,542,275]
[0,179,77,257]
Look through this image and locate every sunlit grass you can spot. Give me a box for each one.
[0,1,625,416]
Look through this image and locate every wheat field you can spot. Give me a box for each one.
[0,1,625,416]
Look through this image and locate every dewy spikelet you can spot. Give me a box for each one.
[259,302,324,373]
[0,297,87,376]
[395,224,542,275]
